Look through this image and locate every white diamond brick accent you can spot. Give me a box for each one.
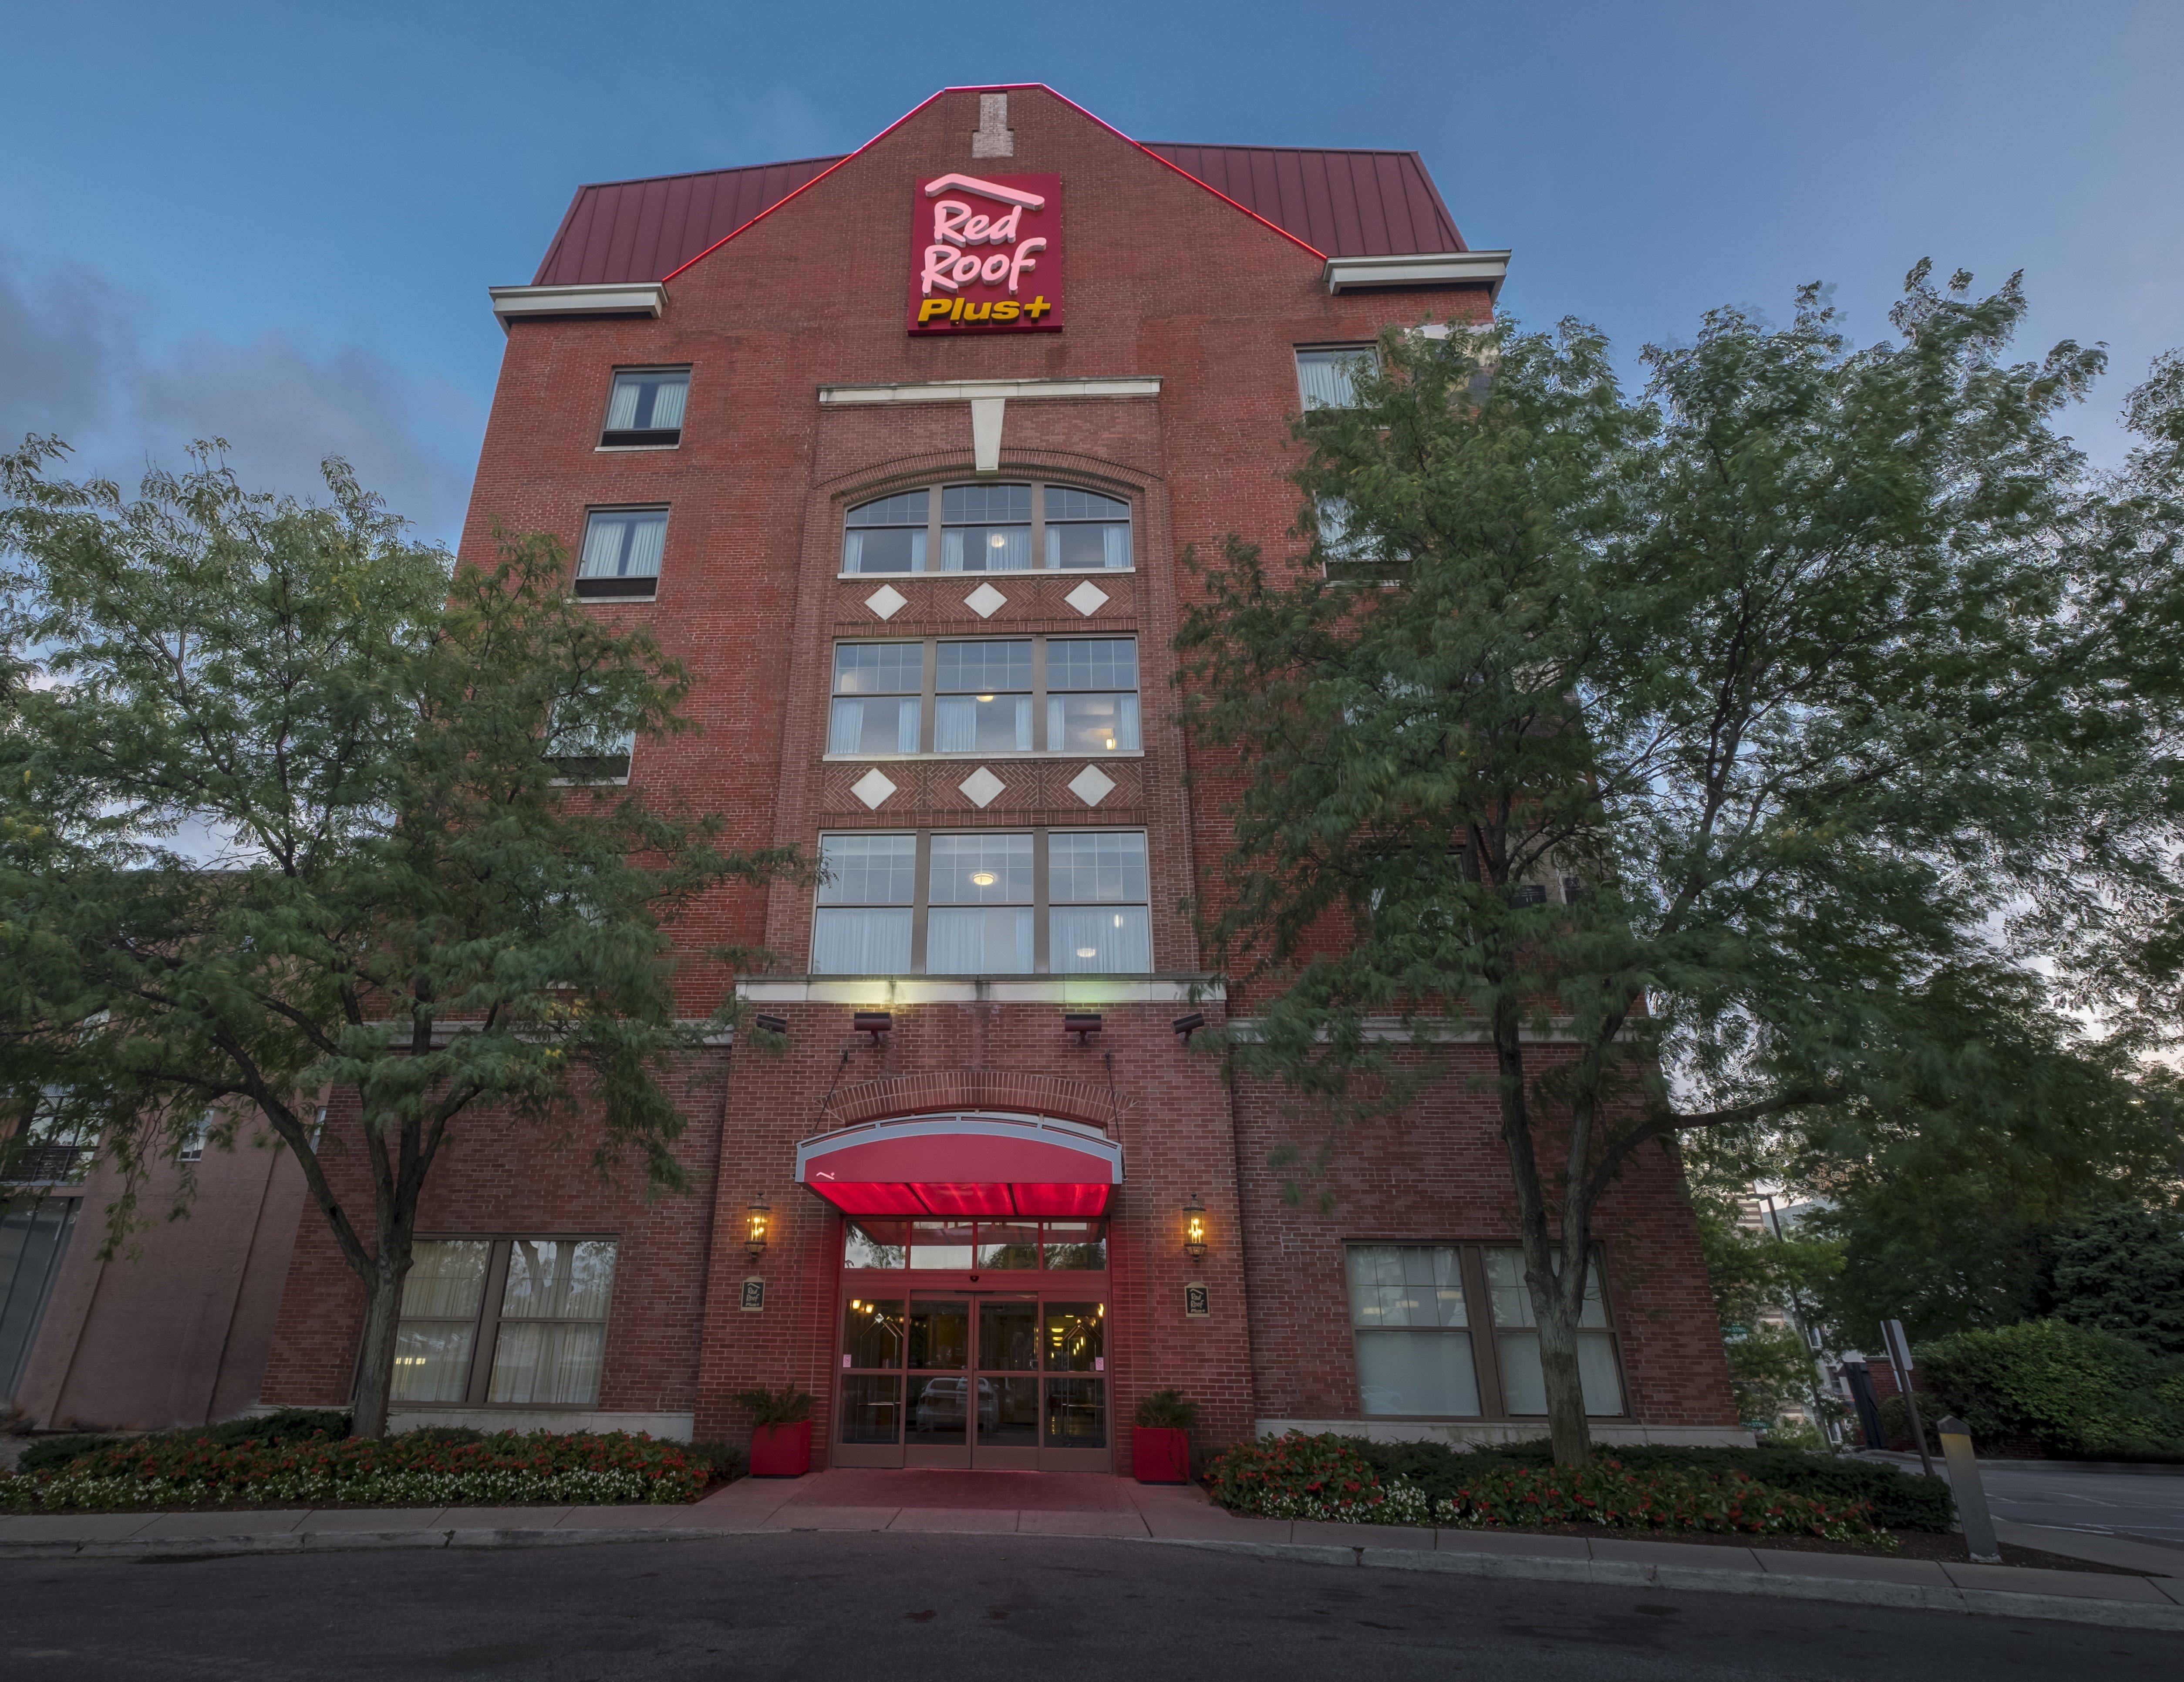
[1067,764,1116,807]
[850,768,898,809]
[963,582,1008,619]
[863,583,908,620]
[1065,580,1110,617]
[957,766,1006,808]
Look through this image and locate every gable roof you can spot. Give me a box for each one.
[528,91,1468,288]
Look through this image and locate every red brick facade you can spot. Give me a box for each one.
[259,86,1739,1460]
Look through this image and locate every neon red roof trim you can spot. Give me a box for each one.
[795,1111,1122,1218]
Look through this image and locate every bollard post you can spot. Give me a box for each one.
[1937,1415,2001,1564]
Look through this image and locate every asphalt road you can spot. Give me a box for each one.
[3,1534,2177,1680]
[1959,1463,2184,1550]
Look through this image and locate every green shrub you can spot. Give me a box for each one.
[731,1387,813,1427]
[1919,1318,2184,1460]
[682,1441,746,1483]
[1208,1432,1885,1542]
[1134,1389,1198,1429]
[398,1426,485,1447]
[1351,1437,1954,1530]
[15,1408,353,1476]
[0,1429,709,1513]
[16,1434,125,1475]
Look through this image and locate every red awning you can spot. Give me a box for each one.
[794,1112,1123,1217]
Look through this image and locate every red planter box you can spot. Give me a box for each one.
[1132,1426,1190,1484]
[748,1420,812,1477]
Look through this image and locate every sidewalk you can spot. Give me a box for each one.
[5,1470,2182,1633]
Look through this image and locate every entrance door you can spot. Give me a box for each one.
[837,1289,1108,1470]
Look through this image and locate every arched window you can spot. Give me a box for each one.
[842,483,1133,575]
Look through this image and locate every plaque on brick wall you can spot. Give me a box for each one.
[1184,1281,1210,1318]
[740,1276,765,1313]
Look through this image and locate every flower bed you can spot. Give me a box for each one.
[0,1429,713,1513]
[1206,1432,1887,1544]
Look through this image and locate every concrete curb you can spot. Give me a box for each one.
[6,1523,2182,1632]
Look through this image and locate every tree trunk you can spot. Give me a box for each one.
[347,1261,404,1439]
[1534,1294,1592,1467]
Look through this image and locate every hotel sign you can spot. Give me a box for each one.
[908,172,1063,334]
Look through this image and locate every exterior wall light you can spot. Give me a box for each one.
[751,1013,789,1037]
[1171,1012,1205,1044]
[1064,1011,1103,1045]
[853,1011,893,1041]
[745,1198,771,1262]
[1183,1195,1208,1261]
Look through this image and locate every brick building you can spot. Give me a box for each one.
[257,84,1743,1465]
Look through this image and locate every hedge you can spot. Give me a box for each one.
[1362,1438,1955,1531]
[1918,1318,2184,1461]
[15,1408,351,1475]
[1207,1433,1887,1544]
[1,1428,714,1512]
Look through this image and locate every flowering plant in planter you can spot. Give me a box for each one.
[734,1386,815,1477]
[1131,1389,1198,1483]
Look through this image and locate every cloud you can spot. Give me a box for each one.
[0,249,478,545]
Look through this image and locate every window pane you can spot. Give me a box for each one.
[929,833,1034,903]
[844,1221,908,1269]
[1047,832,1148,902]
[828,697,921,755]
[1043,1303,1104,1372]
[1355,1330,1481,1416]
[926,907,1033,974]
[577,509,667,578]
[975,1224,1042,1271]
[1042,1222,1107,1270]
[936,641,1033,693]
[606,370,687,432]
[839,1373,902,1443]
[401,1240,490,1319]
[1346,1245,1466,1328]
[909,1223,974,1271]
[1484,1247,1610,1328]
[1047,693,1139,754]
[390,1321,475,1403]
[487,1321,605,1405]
[1051,907,1150,974]
[847,490,930,527]
[908,1298,970,1368]
[812,908,912,974]
[942,483,1031,523]
[816,834,916,904]
[942,526,1034,571]
[1044,1377,1106,1447]
[934,694,1032,752]
[842,1296,904,1367]
[1045,522,1132,570]
[1044,486,1129,522]
[834,644,924,695]
[1297,347,1371,409]
[981,1376,1039,1446]
[978,1298,1040,1368]
[1045,639,1137,691]
[843,527,927,574]
[499,1240,616,1321]
[1494,1331,1624,1416]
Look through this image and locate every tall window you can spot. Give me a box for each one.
[1486,1247,1625,1417]
[389,1237,618,1408]
[599,368,689,448]
[813,830,1150,975]
[841,482,1134,575]
[576,507,667,599]
[1296,345,1375,410]
[824,637,1139,756]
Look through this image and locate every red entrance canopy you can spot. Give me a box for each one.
[794,1112,1123,1217]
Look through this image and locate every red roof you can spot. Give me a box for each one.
[529,130,1466,288]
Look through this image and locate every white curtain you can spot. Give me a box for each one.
[621,513,666,577]
[926,907,1033,974]
[1493,1331,1625,1417]
[645,377,686,430]
[942,527,1031,571]
[1355,1331,1481,1417]
[829,699,920,755]
[605,380,640,430]
[812,908,912,974]
[1048,694,1139,753]
[934,696,1031,753]
[488,1322,606,1406]
[578,517,625,577]
[1297,350,1365,409]
[1102,524,1131,568]
[1050,906,1150,974]
[389,1322,476,1404]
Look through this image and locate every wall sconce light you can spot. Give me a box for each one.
[1183,1195,1208,1261]
[853,1011,892,1042]
[751,1012,789,1038]
[1064,1011,1102,1045]
[745,1197,771,1262]
[1171,1012,1205,1044]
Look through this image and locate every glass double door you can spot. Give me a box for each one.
[838,1291,1108,1470]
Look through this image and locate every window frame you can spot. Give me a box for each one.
[574,504,670,601]
[388,1234,620,1411]
[812,827,1152,977]
[1295,343,1378,411]
[597,366,691,451]
[840,481,1136,577]
[1342,1240,1628,1422]
[825,635,1141,760]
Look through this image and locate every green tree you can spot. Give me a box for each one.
[1177,269,2184,1466]
[2049,1204,2184,1356]
[0,439,793,1436]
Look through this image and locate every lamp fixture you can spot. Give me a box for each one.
[745,1197,771,1262]
[853,1011,893,1042]
[1064,1011,1102,1045]
[1183,1196,1208,1261]
[751,1013,789,1037]
[1171,1012,1206,1044]
[970,870,997,887]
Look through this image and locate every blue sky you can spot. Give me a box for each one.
[3,0,2176,545]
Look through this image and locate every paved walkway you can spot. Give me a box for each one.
[6,1469,2184,1631]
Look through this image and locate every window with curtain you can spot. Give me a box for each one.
[1296,345,1375,410]
[926,833,1034,974]
[575,507,669,599]
[830,644,923,755]
[843,490,930,575]
[1048,831,1150,974]
[1045,638,1139,754]
[812,833,916,974]
[1485,1247,1625,1416]
[599,368,689,447]
[390,1237,618,1408]
[1348,1245,1481,1416]
[934,640,1034,753]
[941,482,1033,573]
[1044,486,1132,570]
